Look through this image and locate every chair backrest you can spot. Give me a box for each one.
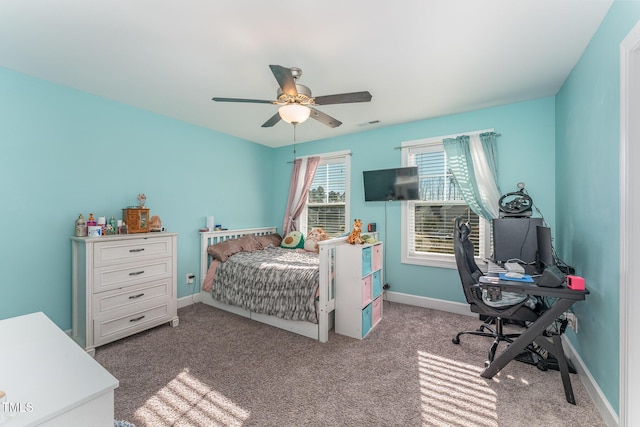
[453,216,484,304]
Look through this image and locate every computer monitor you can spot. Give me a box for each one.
[536,225,555,272]
[492,218,543,265]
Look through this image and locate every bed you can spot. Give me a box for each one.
[199,227,345,342]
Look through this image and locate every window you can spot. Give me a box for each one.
[300,151,350,237]
[401,137,489,268]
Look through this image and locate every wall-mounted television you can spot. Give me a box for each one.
[363,167,420,202]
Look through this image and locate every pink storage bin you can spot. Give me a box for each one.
[362,275,372,306]
[372,244,383,271]
[372,296,382,325]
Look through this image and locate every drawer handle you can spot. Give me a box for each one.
[130,315,145,322]
[129,271,145,276]
[130,248,145,253]
[129,293,145,299]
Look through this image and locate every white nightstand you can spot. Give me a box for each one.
[0,312,119,426]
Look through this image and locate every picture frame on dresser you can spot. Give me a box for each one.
[70,232,179,356]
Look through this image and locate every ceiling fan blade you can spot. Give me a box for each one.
[212,97,274,104]
[261,112,282,128]
[309,107,342,128]
[269,65,298,97]
[313,91,372,105]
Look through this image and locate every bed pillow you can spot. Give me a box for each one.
[207,234,262,261]
[281,231,305,249]
[207,239,244,262]
[236,234,262,252]
[255,233,282,248]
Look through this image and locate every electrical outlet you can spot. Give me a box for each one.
[566,312,578,333]
[186,273,194,285]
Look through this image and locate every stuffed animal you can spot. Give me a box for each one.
[361,234,378,244]
[149,215,162,232]
[304,227,329,252]
[346,219,364,245]
[281,230,305,249]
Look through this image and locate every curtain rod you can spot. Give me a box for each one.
[286,152,352,164]
[393,132,501,150]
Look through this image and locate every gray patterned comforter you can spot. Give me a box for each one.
[210,247,320,323]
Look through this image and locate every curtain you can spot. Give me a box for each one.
[443,132,501,221]
[282,156,320,236]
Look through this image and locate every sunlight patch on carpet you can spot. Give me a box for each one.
[418,351,498,427]
[134,369,250,426]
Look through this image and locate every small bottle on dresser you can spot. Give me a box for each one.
[87,213,96,227]
[75,214,87,237]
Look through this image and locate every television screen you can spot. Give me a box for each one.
[363,167,420,201]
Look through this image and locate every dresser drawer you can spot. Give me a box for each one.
[93,279,172,315]
[93,258,172,293]
[93,237,173,266]
[94,303,170,346]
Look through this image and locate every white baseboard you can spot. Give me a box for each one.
[385,290,618,426]
[385,290,475,317]
[561,336,619,427]
[178,292,201,309]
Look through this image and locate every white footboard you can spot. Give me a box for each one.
[199,227,344,343]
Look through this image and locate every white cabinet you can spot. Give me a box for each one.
[0,312,118,426]
[71,233,179,355]
[335,242,383,339]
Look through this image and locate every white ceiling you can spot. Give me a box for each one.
[0,1,613,148]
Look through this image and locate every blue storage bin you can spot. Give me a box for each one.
[372,270,382,297]
[362,247,372,276]
[361,304,372,337]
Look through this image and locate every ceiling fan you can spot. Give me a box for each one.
[212,65,372,128]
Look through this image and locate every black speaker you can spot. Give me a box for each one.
[537,265,566,288]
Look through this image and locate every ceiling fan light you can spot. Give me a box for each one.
[279,104,311,124]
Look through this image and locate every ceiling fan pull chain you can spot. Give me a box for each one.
[292,123,297,161]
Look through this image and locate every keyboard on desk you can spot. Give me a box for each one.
[486,260,539,276]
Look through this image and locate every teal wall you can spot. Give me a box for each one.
[272,97,556,304]
[556,2,640,415]
[0,68,275,329]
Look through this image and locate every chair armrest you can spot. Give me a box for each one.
[470,283,529,318]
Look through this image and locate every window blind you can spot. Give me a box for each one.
[409,203,480,256]
[408,146,481,257]
[307,162,346,236]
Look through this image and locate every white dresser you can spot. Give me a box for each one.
[0,312,118,426]
[71,232,179,355]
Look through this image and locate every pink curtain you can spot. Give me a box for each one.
[282,156,320,236]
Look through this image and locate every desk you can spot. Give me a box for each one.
[0,312,119,426]
[477,275,589,404]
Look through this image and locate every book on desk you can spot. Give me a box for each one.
[498,273,534,283]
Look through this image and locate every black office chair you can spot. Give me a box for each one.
[451,216,541,366]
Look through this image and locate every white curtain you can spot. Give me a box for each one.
[468,133,501,219]
[443,132,501,221]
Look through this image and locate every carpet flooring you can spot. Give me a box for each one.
[95,301,606,426]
